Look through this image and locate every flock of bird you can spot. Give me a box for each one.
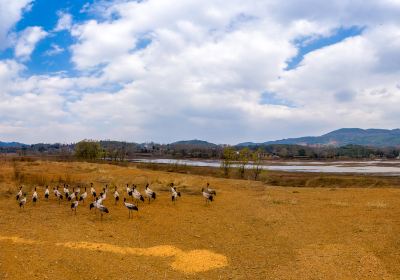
[15,182,216,220]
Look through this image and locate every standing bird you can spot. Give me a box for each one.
[170,184,181,204]
[144,184,156,204]
[201,188,214,205]
[89,197,98,211]
[124,198,138,218]
[16,186,22,201]
[64,184,70,200]
[32,187,38,205]
[90,183,97,198]
[44,186,49,200]
[113,187,120,205]
[97,204,109,221]
[206,183,216,196]
[76,186,81,196]
[54,187,63,204]
[126,184,133,200]
[19,194,27,209]
[68,188,76,201]
[101,188,107,201]
[132,185,144,203]
[71,200,79,215]
[79,187,87,204]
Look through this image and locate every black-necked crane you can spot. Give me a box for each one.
[126,184,133,200]
[89,197,98,211]
[206,182,216,196]
[54,186,63,204]
[19,193,27,209]
[101,188,107,201]
[63,184,69,200]
[113,187,119,205]
[79,187,87,204]
[32,187,38,205]
[44,186,49,200]
[144,183,156,204]
[132,185,144,203]
[201,188,213,205]
[16,186,22,201]
[124,198,138,218]
[68,188,75,201]
[90,183,96,198]
[97,204,109,221]
[71,200,79,215]
[170,183,181,204]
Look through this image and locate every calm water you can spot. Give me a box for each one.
[130,158,400,175]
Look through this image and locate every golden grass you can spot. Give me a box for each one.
[0,160,400,279]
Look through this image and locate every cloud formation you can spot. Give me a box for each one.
[1,0,400,144]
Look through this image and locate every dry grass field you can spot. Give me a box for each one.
[1,160,400,279]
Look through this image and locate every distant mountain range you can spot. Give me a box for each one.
[0,141,27,148]
[3,128,400,148]
[238,128,400,147]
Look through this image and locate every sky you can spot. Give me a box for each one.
[0,0,400,144]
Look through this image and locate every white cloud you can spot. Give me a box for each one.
[14,26,47,61]
[54,11,72,32]
[0,0,32,49]
[2,0,400,143]
[44,43,64,56]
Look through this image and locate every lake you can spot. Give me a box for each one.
[130,158,400,175]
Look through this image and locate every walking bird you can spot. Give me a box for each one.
[124,198,138,218]
[144,184,156,204]
[202,188,213,204]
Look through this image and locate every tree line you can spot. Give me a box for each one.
[2,140,400,161]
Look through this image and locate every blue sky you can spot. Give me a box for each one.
[0,0,400,144]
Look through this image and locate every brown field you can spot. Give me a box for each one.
[1,160,400,279]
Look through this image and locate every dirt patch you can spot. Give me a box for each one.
[60,241,228,273]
